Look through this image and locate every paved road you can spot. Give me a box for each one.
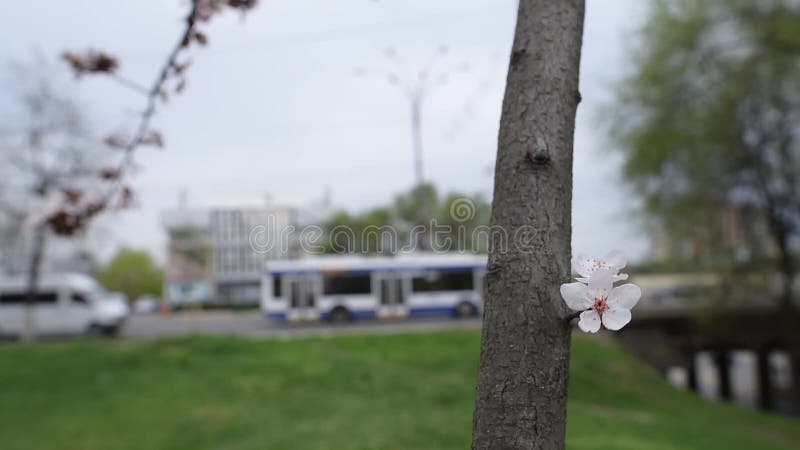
[122,311,482,339]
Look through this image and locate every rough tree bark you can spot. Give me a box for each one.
[471,1,585,449]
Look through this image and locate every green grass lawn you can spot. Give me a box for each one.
[0,331,798,450]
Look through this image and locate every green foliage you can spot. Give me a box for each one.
[95,247,163,301]
[608,0,800,269]
[436,191,493,253]
[323,183,491,254]
[394,183,439,225]
[0,332,798,450]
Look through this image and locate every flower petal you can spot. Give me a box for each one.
[609,283,641,309]
[578,310,602,333]
[572,254,595,278]
[560,282,592,311]
[588,268,614,299]
[602,307,632,331]
[603,250,627,271]
[612,273,629,282]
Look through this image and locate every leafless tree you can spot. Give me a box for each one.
[0,61,111,341]
[0,0,256,341]
[471,0,585,448]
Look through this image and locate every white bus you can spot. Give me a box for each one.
[262,254,487,322]
[0,273,129,337]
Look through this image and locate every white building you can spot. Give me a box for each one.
[162,207,213,306]
[163,190,328,306]
[210,205,298,304]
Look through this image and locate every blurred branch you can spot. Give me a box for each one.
[53,0,258,235]
[117,1,200,168]
[106,73,150,96]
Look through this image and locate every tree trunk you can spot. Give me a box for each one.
[21,221,47,343]
[471,1,585,449]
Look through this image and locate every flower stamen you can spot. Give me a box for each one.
[592,297,609,315]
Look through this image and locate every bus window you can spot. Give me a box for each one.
[323,274,371,295]
[288,278,316,308]
[412,270,474,292]
[272,276,282,298]
[289,280,301,308]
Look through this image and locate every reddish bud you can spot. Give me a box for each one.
[173,61,192,75]
[62,189,83,204]
[99,167,121,180]
[62,50,119,76]
[175,79,187,94]
[139,130,164,148]
[119,186,135,208]
[193,31,208,46]
[103,133,127,149]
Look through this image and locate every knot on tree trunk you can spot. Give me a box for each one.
[526,147,550,165]
[523,132,551,167]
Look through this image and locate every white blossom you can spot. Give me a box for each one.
[572,250,628,283]
[560,266,642,333]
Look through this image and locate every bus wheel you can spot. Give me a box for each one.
[330,307,351,323]
[455,301,477,318]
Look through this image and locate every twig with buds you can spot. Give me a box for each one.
[564,310,582,323]
[51,0,257,236]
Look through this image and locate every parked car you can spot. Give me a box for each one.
[133,295,159,314]
[0,273,129,337]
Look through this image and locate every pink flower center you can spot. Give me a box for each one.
[592,297,609,315]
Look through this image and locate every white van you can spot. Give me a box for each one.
[0,273,129,337]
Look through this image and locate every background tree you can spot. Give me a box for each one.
[394,182,439,250]
[96,248,163,302]
[0,60,110,341]
[0,1,256,342]
[607,0,800,309]
[322,183,491,254]
[436,191,492,253]
[324,208,396,254]
[471,0,584,448]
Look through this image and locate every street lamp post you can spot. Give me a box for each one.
[410,87,424,185]
[360,45,467,187]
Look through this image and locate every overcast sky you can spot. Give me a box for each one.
[1,0,650,263]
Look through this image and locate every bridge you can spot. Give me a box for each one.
[617,273,800,415]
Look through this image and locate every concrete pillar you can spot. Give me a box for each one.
[713,350,733,401]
